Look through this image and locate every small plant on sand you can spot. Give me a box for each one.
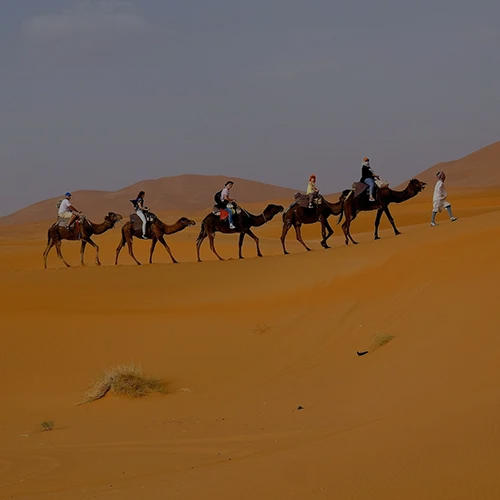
[80,363,165,405]
[253,324,272,335]
[41,420,54,431]
[372,333,395,350]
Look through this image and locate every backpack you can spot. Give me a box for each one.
[56,199,63,209]
[214,190,224,206]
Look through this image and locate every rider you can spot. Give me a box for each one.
[220,181,236,229]
[58,192,81,228]
[306,174,319,208]
[360,157,379,202]
[130,190,148,239]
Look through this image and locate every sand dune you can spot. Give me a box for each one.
[414,140,500,188]
[3,141,499,227]
[0,175,298,226]
[1,184,500,499]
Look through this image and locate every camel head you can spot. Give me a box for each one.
[177,217,196,228]
[408,179,427,193]
[105,212,123,227]
[264,204,284,219]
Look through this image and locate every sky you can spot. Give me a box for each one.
[0,0,499,215]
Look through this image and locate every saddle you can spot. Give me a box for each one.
[352,182,370,198]
[352,179,389,199]
[55,214,84,228]
[130,211,156,234]
[212,203,241,221]
[293,192,322,209]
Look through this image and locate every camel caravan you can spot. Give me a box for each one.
[43,158,428,268]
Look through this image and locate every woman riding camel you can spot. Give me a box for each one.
[306,174,319,208]
[130,190,148,239]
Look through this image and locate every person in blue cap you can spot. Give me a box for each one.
[58,192,81,228]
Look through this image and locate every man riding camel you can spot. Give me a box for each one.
[58,192,81,228]
[360,157,380,202]
[219,181,236,229]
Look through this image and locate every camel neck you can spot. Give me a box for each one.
[91,220,112,235]
[160,220,186,234]
[323,199,343,215]
[390,185,418,203]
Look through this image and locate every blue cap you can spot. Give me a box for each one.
[65,192,72,197]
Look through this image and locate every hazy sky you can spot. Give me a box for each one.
[1,0,499,215]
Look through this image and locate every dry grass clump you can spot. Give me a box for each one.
[41,420,54,431]
[80,363,165,405]
[253,324,272,335]
[372,333,395,350]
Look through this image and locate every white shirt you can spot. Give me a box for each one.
[221,187,231,201]
[433,180,447,203]
[58,198,73,215]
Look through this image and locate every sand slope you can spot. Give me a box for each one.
[415,140,500,188]
[0,175,298,226]
[1,187,500,499]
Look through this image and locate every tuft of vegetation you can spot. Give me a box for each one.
[41,420,54,431]
[372,333,395,350]
[79,363,165,405]
[253,324,272,335]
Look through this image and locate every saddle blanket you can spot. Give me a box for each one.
[293,192,321,208]
[212,204,241,220]
[130,213,155,232]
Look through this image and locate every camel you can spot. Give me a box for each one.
[196,204,284,261]
[280,192,349,254]
[338,179,427,244]
[43,212,123,269]
[115,213,196,265]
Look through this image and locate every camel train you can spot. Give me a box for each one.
[43,176,427,268]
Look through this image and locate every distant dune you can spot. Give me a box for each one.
[414,141,500,188]
[0,175,298,226]
[2,141,499,226]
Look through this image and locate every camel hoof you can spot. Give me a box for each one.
[173,260,179,264]
[96,262,101,266]
[395,231,402,236]
[257,254,263,258]
[353,241,358,245]
[374,236,380,240]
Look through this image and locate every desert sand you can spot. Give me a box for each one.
[1,173,500,499]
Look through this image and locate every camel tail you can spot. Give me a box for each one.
[196,220,206,244]
[337,189,351,225]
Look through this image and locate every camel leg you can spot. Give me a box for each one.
[374,209,384,240]
[245,229,262,257]
[127,238,142,265]
[294,223,311,252]
[149,239,158,264]
[84,238,101,266]
[80,241,87,266]
[384,206,401,236]
[208,233,224,261]
[238,232,245,259]
[158,235,178,264]
[43,240,55,269]
[196,234,207,262]
[115,234,126,265]
[55,240,71,267]
[320,219,334,249]
[342,217,358,245]
[280,220,292,255]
